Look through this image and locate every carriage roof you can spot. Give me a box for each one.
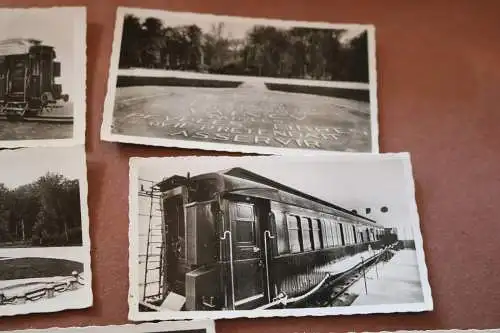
[0,38,49,57]
[157,167,380,228]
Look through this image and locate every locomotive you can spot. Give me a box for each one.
[0,38,69,118]
[144,167,398,311]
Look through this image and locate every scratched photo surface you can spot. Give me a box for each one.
[102,7,378,155]
[0,146,91,317]
[0,319,216,333]
[0,7,86,148]
[128,154,432,321]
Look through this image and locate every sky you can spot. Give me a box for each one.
[137,155,419,240]
[127,9,365,43]
[0,8,78,98]
[0,146,84,189]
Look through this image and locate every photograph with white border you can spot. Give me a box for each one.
[0,320,216,333]
[0,7,86,148]
[0,145,91,317]
[128,153,432,321]
[102,7,378,155]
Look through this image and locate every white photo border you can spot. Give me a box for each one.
[101,7,379,156]
[0,320,216,333]
[0,146,92,317]
[0,7,87,149]
[128,153,433,321]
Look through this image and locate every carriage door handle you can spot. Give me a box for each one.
[263,230,275,302]
[252,246,261,253]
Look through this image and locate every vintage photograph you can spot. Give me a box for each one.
[0,7,86,148]
[128,154,432,321]
[102,7,378,155]
[0,319,215,333]
[0,146,91,317]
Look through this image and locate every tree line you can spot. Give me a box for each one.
[0,173,82,247]
[119,15,369,83]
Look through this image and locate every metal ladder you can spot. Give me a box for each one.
[138,179,165,302]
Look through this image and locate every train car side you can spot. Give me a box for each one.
[148,169,398,312]
[0,39,69,118]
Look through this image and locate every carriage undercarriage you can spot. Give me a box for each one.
[0,100,71,123]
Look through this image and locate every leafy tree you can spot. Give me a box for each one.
[0,183,12,242]
[120,14,143,68]
[0,173,82,247]
[117,14,369,82]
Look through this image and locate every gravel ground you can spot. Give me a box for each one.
[111,85,372,152]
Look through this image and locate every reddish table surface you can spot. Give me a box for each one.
[1,0,499,332]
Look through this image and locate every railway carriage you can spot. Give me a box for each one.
[0,38,69,118]
[142,168,398,311]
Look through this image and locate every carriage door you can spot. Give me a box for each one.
[229,201,266,309]
[9,58,27,96]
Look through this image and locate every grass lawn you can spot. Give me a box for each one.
[0,257,83,281]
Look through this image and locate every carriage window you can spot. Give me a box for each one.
[236,220,254,243]
[344,224,353,245]
[327,220,335,247]
[350,227,356,244]
[32,62,40,76]
[274,211,290,255]
[234,203,255,243]
[300,217,312,251]
[337,223,344,245]
[331,221,337,247]
[320,220,328,248]
[331,222,339,246]
[342,225,350,245]
[326,220,334,247]
[286,215,301,253]
[236,204,254,219]
[312,219,322,250]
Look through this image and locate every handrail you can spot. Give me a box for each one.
[220,230,236,310]
[263,230,275,303]
[257,245,395,309]
[0,272,84,306]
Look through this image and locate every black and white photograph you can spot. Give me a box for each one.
[0,7,86,148]
[0,319,216,333]
[128,154,432,321]
[102,7,378,155]
[0,146,91,317]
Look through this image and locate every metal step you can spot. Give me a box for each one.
[147,266,161,271]
[139,233,163,237]
[139,260,161,264]
[139,281,161,286]
[138,213,163,218]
